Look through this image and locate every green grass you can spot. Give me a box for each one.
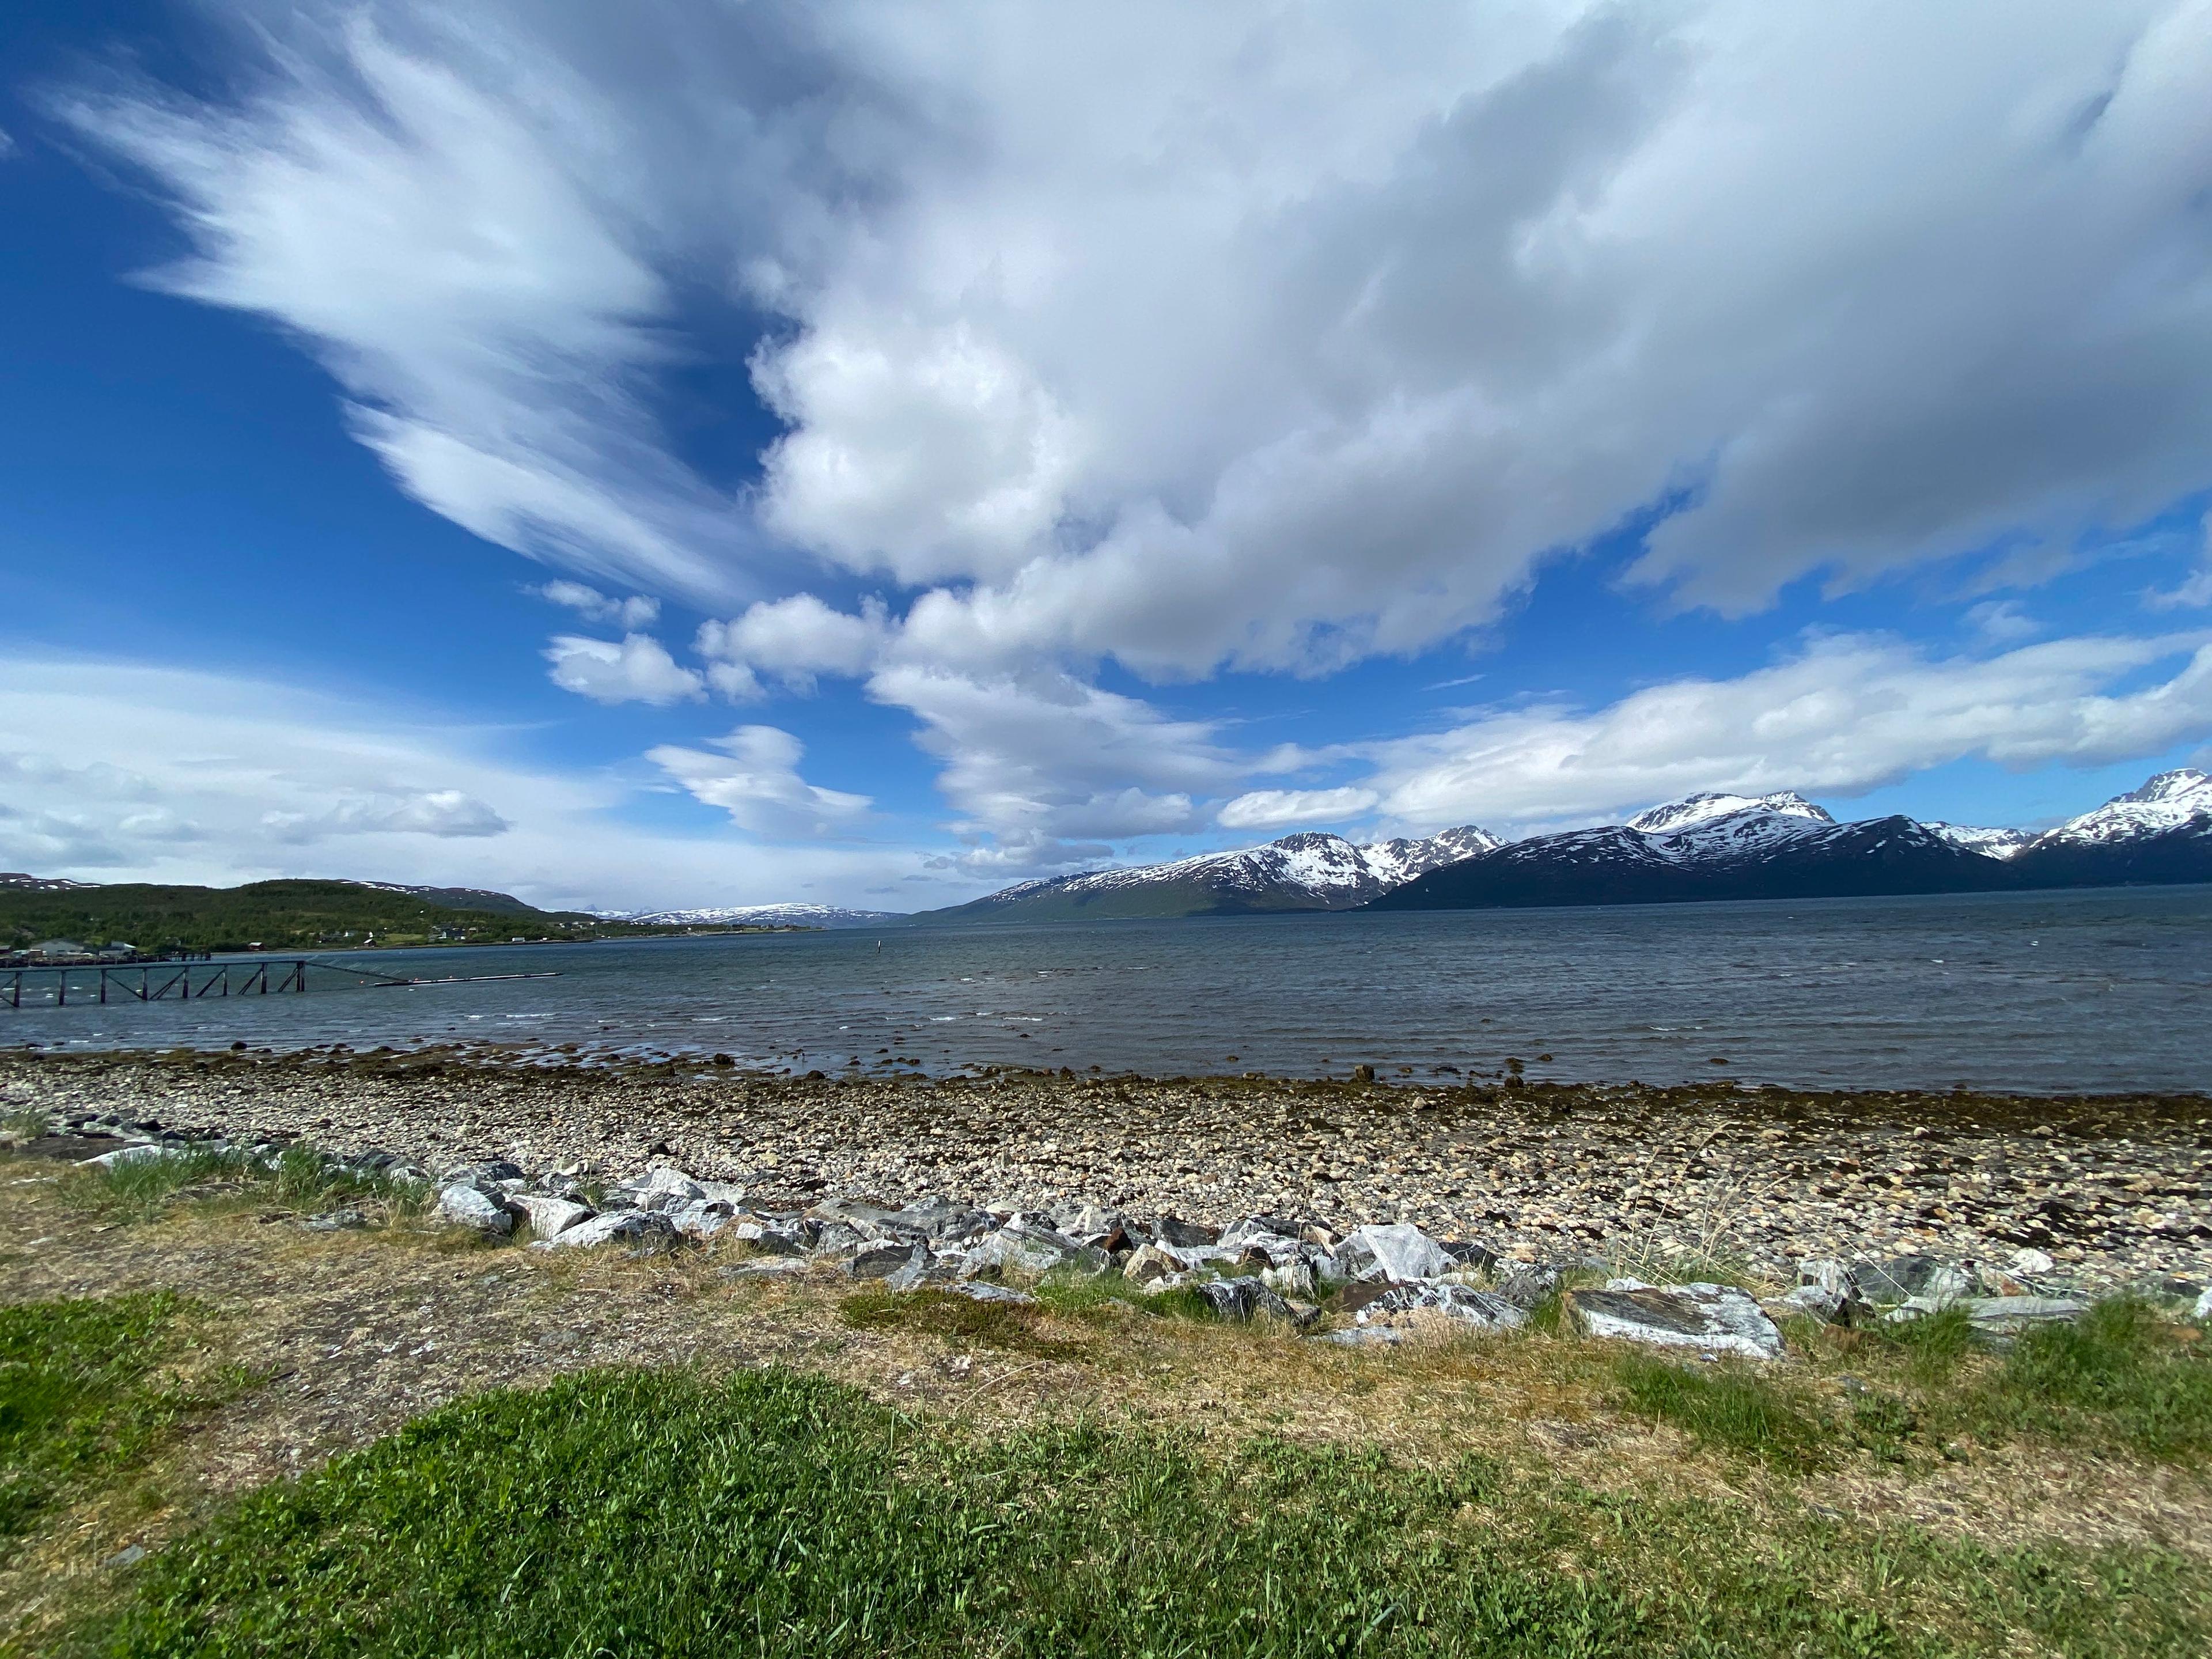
[1612,1354,1833,1471]
[836,1287,1090,1358]
[59,1143,427,1225]
[1032,1270,1224,1324]
[1972,1297,2212,1460]
[59,1365,2212,1658]
[1,1105,51,1141]
[0,1293,203,1552]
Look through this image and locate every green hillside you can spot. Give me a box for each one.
[0,878,651,955]
[906,877,1330,926]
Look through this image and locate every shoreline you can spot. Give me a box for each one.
[5,1046,2207,1293]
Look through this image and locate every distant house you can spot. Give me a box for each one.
[95,942,137,960]
[29,940,88,960]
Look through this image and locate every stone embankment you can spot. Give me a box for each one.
[5,1048,2208,1304]
[41,1109,2212,1355]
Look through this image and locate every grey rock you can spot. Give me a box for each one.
[846,1242,921,1278]
[1960,1295,2086,1331]
[537,1210,679,1251]
[1359,1282,1527,1331]
[1777,1282,1852,1324]
[1332,1222,1457,1285]
[668,1199,737,1240]
[1849,1254,1969,1309]
[1323,1325,1407,1347]
[620,1168,706,1213]
[971,1221,1110,1277]
[894,1195,994,1243]
[1053,1203,1132,1248]
[435,1184,514,1236]
[1194,1276,1294,1322]
[1149,1214,1221,1249]
[882,1243,942,1291]
[1121,1243,1183,1286]
[302,1209,367,1233]
[1493,1263,1563,1309]
[1568,1281,1785,1360]
[508,1192,593,1240]
[103,1545,147,1570]
[729,1220,804,1255]
[2195,1286,2212,1322]
[720,1257,810,1279]
[1261,1260,1317,1299]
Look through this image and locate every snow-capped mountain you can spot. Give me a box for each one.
[1924,824,2034,860]
[2030,768,2211,847]
[346,880,541,915]
[0,873,91,892]
[1373,770,2212,912]
[628,903,906,929]
[911,826,1501,924]
[1626,791,1830,836]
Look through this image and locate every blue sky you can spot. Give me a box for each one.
[3,0,2211,912]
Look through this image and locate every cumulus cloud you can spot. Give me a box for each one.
[695,593,888,695]
[1218,788,1381,831]
[52,3,2212,866]
[646,726,870,836]
[867,665,1257,870]
[1363,632,2212,832]
[535,579,658,628]
[542,632,704,704]
[61,3,2212,666]
[261,789,508,842]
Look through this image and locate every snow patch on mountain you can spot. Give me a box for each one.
[1925,823,2033,859]
[628,903,905,928]
[0,873,92,891]
[1627,791,1832,835]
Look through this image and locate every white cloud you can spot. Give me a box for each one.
[1964,600,2041,643]
[52,3,2212,870]
[0,657,945,910]
[646,726,870,837]
[535,579,658,628]
[64,2,2212,675]
[866,664,1255,870]
[1218,787,1381,831]
[695,593,888,695]
[261,789,508,842]
[2145,513,2212,608]
[542,632,704,705]
[1363,632,2212,831]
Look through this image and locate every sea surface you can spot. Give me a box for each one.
[9,887,2210,1093]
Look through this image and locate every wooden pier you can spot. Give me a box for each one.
[2,959,559,1010]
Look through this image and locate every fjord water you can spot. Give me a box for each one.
[12,887,2210,1093]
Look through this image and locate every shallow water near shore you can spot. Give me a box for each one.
[8,886,2210,1092]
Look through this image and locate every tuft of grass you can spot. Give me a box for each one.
[1033,1272,1224,1324]
[58,1143,426,1225]
[1611,1352,1834,1471]
[59,1365,2212,1659]
[1874,1304,1978,1385]
[1976,1296,2212,1461]
[0,1293,203,1553]
[836,1287,1088,1358]
[0,1105,50,1141]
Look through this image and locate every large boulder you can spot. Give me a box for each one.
[618,1168,707,1213]
[537,1210,680,1252]
[1329,1222,1456,1285]
[1358,1282,1527,1331]
[969,1220,1111,1278]
[1959,1296,2086,1334]
[435,1184,515,1236]
[79,1143,191,1171]
[508,1192,592,1240]
[894,1196,995,1243]
[1567,1281,1784,1361]
[1847,1255,1970,1311]
[1147,1214,1221,1249]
